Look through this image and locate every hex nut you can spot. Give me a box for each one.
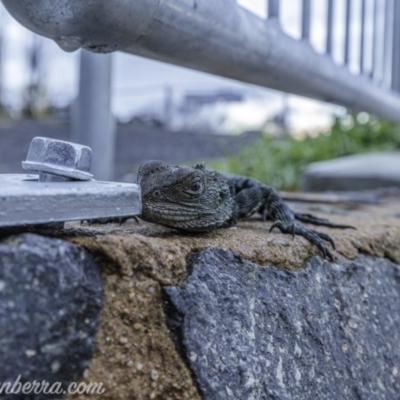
[22,137,93,181]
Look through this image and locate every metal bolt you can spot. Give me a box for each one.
[22,137,93,182]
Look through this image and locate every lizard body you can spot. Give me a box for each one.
[136,160,354,260]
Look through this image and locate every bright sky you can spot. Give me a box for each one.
[0,0,377,132]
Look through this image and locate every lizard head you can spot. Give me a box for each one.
[136,160,234,231]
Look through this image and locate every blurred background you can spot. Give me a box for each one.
[0,0,399,190]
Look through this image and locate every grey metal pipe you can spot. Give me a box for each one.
[371,0,378,80]
[301,0,311,41]
[268,0,280,19]
[3,0,400,122]
[0,27,3,108]
[71,51,115,181]
[326,0,334,55]
[360,0,366,74]
[344,0,351,65]
[392,0,400,92]
[383,0,394,88]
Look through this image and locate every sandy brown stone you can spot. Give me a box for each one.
[66,234,199,400]
[64,199,400,399]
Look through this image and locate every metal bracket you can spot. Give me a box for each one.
[0,175,141,227]
[0,137,141,227]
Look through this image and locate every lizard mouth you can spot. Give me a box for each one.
[144,204,214,221]
[141,203,223,231]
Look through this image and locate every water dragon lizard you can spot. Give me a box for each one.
[130,160,354,261]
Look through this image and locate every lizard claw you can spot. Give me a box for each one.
[313,230,335,250]
[269,220,335,261]
[269,221,279,233]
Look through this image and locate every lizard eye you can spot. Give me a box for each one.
[152,189,162,198]
[191,181,201,192]
[183,179,203,196]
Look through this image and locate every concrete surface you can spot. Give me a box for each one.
[301,152,400,192]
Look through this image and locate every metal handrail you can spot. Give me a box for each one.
[2,0,400,121]
[2,0,400,181]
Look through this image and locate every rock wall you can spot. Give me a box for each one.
[166,248,400,399]
[1,198,400,399]
[0,234,103,400]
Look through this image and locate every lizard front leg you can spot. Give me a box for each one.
[233,185,338,261]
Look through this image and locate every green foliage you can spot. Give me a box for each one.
[209,114,400,191]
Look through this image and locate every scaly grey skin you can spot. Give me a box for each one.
[135,160,354,261]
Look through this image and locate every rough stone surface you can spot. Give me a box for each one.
[0,234,103,400]
[165,248,400,400]
[3,196,397,399]
[66,234,202,400]
[68,197,400,271]
[302,152,400,192]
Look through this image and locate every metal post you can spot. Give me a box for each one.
[344,0,351,65]
[268,0,280,19]
[360,0,366,74]
[392,0,400,92]
[383,0,394,88]
[326,0,334,55]
[0,10,4,109]
[72,50,115,181]
[371,0,379,80]
[0,36,2,110]
[301,0,311,41]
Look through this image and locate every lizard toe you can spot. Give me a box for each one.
[269,220,335,261]
[313,230,336,250]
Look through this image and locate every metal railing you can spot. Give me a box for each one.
[2,0,400,178]
[252,0,400,94]
[3,0,400,113]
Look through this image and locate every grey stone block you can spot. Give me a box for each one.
[165,248,400,400]
[0,234,103,400]
[301,152,400,192]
